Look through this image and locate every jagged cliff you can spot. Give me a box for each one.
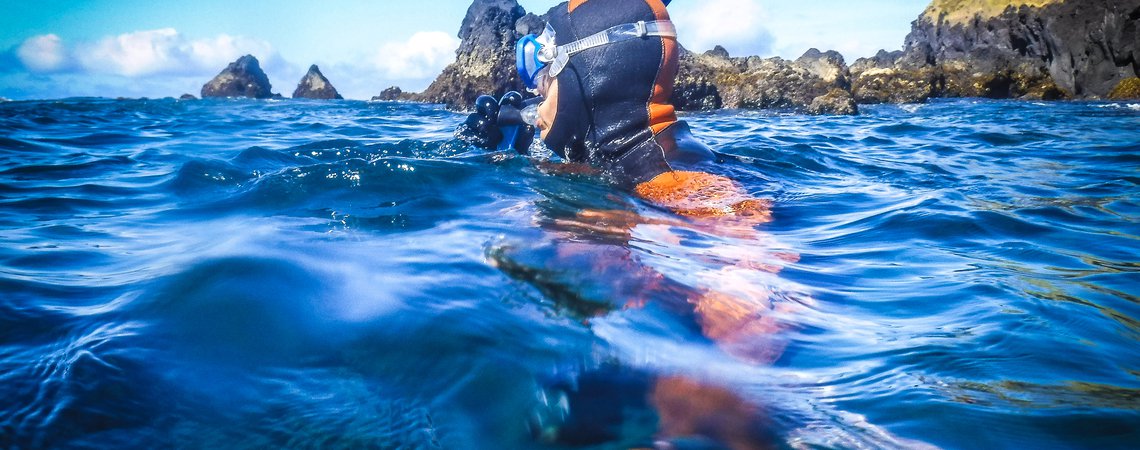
[412,0,529,108]
[853,0,1140,102]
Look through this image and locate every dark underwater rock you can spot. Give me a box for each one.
[292,65,343,100]
[201,55,277,99]
[853,0,1140,102]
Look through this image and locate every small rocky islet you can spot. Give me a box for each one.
[200,55,280,99]
[293,65,343,100]
[200,56,343,100]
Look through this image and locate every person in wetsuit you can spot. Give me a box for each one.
[461,0,784,448]
[458,3,941,449]
[462,0,770,227]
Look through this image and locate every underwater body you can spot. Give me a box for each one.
[1,97,1138,449]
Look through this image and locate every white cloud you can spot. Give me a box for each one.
[74,28,277,77]
[371,31,459,80]
[17,34,70,72]
[16,29,278,78]
[8,29,293,98]
[189,34,278,71]
[670,0,774,57]
[81,28,182,76]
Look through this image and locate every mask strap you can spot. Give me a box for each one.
[548,20,677,77]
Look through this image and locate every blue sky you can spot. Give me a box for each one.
[0,0,930,100]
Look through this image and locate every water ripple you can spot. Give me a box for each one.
[0,98,1137,448]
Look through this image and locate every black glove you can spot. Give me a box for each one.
[456,91,538,154]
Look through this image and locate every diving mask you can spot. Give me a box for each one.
[515,19,678,94]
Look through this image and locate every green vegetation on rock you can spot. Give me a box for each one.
[1108,78,1140,100]
[921,0,1063,24]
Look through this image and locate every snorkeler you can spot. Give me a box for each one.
[461,0,770,226]
[462,0,781,353]
[459,0,797,448]
[457,3,941,448]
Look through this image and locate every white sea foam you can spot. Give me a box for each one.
[1096,103,1140,110]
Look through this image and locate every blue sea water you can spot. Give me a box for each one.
[0,97,1138,449]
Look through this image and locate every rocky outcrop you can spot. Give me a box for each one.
[398,0,1140,110]
[809,89,859,115]
[178,94,197,100]
[404,0,857,114]
[372,86,416,101]
[672,47,731,111]
[292,65,343,99]
[515,12,546,36]
[673,47,860,115]
[201,55,277,99]
[849,50,939,103]
[853,0,1140,102]
[413,0,529,109]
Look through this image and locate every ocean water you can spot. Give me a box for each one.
[0,97,1138,449]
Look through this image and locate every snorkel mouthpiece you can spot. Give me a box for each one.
[521,102,540,126]
[497,97,543,127]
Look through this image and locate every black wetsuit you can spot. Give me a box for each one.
[542,0,713,189]
[611,120,718,186]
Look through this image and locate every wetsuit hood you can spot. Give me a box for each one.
[543,0,680,187]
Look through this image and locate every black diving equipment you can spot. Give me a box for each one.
[456,91,541,154]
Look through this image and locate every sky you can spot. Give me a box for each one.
[0,0,931,100]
